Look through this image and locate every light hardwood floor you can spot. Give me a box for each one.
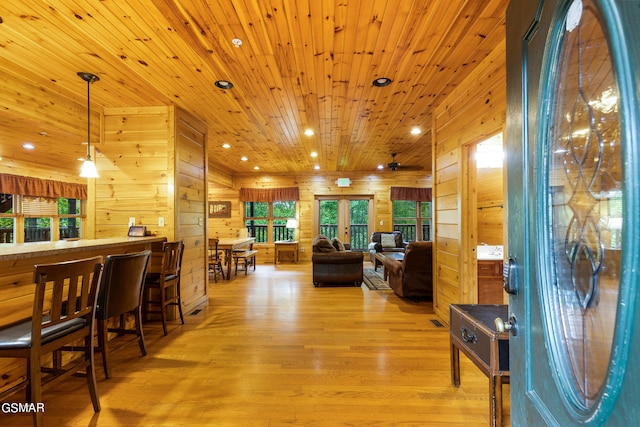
[2,262,510,426]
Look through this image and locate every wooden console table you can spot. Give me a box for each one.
[450,304,510,427]
[274,240,298,264]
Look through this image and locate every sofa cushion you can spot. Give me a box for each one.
[332,238,346,252]
[381,233,397,248]
[312,235,337,252]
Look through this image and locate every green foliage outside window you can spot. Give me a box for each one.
[244,201,297,242]
[392,200,432,241]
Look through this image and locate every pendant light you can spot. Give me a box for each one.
[78,72,100,178]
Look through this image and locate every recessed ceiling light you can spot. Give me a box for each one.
[232,38,243,48]
[253,166,260,170]
[372,77,392,87]
[215,80,234,90]
[314,165,320,170]
[377,164,384,170]
[22,143,35,150]
[310,151,318,158]
[411,127,422,135]
[304,129,314,136]
[241,156,248,161]
[222,143,231,149]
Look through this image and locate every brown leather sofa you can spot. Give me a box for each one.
[312,235,364,287]
[382,241,433,299]
[368,231,407,262]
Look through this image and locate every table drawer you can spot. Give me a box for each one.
[450,304,509,372]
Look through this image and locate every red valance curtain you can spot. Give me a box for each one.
[390,186,432,202]
[0,174,88,200]
[239,187,300,202]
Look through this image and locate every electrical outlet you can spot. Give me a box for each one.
[299,247,305,252]
[129,217,135,226]
[158,217,165,227]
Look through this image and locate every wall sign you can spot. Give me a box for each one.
[209,201,231,218]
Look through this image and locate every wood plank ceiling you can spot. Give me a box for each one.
[0,0,508,176]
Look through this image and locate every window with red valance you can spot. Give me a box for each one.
[239,187,300,202]
[0,173,87,200]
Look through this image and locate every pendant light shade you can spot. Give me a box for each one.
[78,72,100,178]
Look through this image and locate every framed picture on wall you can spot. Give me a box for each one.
[209,201,231,218]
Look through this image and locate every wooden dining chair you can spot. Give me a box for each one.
[143,240,184,336]
[208,238,226,282]
[95,250,152,379]
[0,256,103,427]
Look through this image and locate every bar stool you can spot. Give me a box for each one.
[95,250,152,379]
[143,240,184,336]
[0,256,103,427]
[208,238,225,282]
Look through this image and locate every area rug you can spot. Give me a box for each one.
[363,267,392,290]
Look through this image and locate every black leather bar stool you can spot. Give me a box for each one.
[143,240,184,336]
[95,250,152,379]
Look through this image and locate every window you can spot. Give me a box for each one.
[59,197,82,239]
[393,200,432,241]
[244,201,296,243]
[0,193,84,244]
[0,194,14,243]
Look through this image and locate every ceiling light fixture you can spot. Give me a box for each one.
[304,129,314,136]
[241,156,248,161]
[232,38,243,48]
[310,151,318,158]
[372,77,392,87]
[222,143,231,149]
[215,80,234,90]
[22,143,35,150]
[411,127,422,135]
[78,72,100,178]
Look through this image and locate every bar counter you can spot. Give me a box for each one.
[0,236,166,327]
[0,236,167,395]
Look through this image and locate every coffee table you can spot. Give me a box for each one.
[374,252,404,279]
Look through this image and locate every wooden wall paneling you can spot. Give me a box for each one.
[462,144,478,303]
[175,108,208,315]
[431,40,507,322]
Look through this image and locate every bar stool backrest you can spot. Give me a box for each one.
[97,250,152,320]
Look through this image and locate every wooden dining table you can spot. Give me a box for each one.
[215,237,255,279]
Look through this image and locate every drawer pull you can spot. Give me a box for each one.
[460,327,478,343]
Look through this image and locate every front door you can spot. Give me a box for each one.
[506,0,640,425]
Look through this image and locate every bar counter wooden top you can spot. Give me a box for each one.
[0,236,166,261]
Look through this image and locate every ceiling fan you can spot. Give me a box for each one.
[387,153,422,171]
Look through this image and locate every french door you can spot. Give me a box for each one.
[506,0,640,424]
[315,196,372,250]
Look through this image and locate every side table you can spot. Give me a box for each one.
[274,240,298,264]
[450,304,510,427]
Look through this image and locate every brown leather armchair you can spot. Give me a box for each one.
[312,235,364,287]
[382,241,433,299]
